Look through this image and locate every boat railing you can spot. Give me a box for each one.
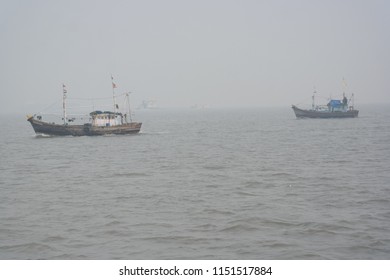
[315,105,329,112]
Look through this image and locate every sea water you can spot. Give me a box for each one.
[1,105,389,259]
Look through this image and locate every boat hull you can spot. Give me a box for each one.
[27,117,141,136]
[292,105,359,119]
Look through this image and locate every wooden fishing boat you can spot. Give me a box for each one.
[27,78,142,136]
[292,86,359,118]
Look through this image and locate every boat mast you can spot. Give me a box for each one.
[351,93,355,109]
[126,92,133,122]
[342,77,347,96]
[62,84,67,124]
[312,87,316,110]
[342,78,349,109]
[111,75,117,114]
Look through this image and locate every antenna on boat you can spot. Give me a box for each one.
[111,75,118,114]
[125,92,133,122]
[342,77,348,96]
[350,93,355,109]
[312,86,316,110]
[62,84,67,124]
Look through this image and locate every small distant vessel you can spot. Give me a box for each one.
[139,99,157,109]
[27,78,142,136]
[292,88,359,119]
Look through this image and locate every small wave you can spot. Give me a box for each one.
[297,221,354,236]
[42,235,67,242]
[242,181,261,188]
[103,220,121,227]
[369,239,390,247]
[219,223,259,233]
[203,165,226,171]
[113,172,150,177]
[203,208,235,216]
[103,229,124,236]
[271,172,292,177]
[34,133,53,138]
[138,235,208,245]
[193,223,218,231]
[1,242,56,253]
[365,198,390,204]
[331,160,350,164]
[205,184,221,188]
[290,252,328,259]
[115,195,132,201]
[261,218,298,228]
[132,222,174,229]
[262,242,297,249]
[219,217,270,233]
[140,131,170,135]
[235,191,258,196]
[48,253,89,260]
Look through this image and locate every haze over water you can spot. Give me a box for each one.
[1,0,389,113]
[1,105,389,259]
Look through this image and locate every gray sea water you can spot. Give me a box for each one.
[1,105,390,259]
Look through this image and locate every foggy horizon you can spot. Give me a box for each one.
[1,0,389,114]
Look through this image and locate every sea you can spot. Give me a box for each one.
[1,105,389,260]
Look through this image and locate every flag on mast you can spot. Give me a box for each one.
[111,75,118,113]
[111,75,117,89]
[62,84,67,96]
[62,83,67,124]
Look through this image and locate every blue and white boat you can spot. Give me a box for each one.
[292,91,359,118]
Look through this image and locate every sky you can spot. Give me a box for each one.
[1,0,389,114]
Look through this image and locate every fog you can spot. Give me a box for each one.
[1,0,389,114]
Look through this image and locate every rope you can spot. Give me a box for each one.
[67,92,129,101]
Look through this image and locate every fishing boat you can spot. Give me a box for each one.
[27,77,142,136]
[292,88,359,118]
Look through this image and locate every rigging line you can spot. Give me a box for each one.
[68,97,112,101]
[38,101,60,114]
[39,113,60,115]
[66,105,111,109]
[315,95,332,101]
[68,93,128,101]
[71,115,90,118]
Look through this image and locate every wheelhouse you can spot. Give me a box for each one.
[90,111,123,126]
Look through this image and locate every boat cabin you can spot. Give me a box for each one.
[327,98,348,112]
[90,111,123,127]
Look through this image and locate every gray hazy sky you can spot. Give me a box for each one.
[1,0,389,113]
